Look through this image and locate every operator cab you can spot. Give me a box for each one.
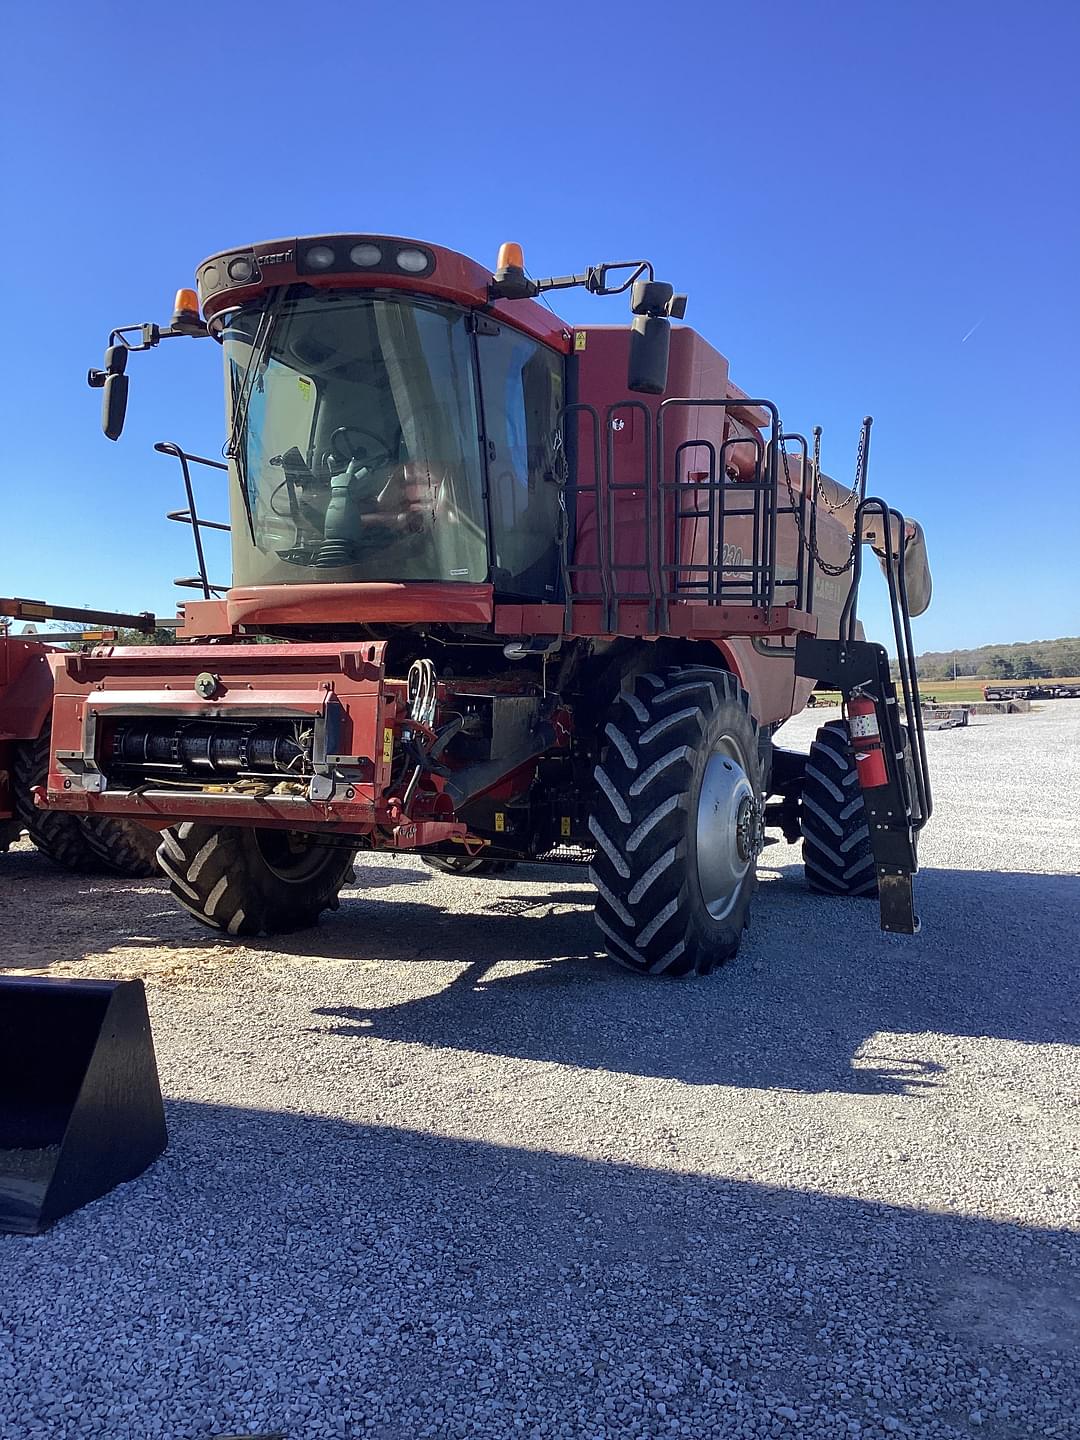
[91,234,688,611]
[224,287,565,601]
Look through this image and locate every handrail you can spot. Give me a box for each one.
[843,497,932,830]
[154,441,230,598]
[554,394,818,637]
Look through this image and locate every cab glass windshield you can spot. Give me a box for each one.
[222,292,488,586]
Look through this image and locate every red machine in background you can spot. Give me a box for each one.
[1,599,160,875]
[41,234,933,973]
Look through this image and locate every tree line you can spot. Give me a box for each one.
[914,637,1080,680]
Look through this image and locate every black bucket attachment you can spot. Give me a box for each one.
[0,978,167,1234]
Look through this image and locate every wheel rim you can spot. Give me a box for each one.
[254,829,337,884]
[695,737,759,920]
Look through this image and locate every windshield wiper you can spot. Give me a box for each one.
[224,290,286,542]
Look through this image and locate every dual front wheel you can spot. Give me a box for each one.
[588,666,764,977]
[156,824,356,935]
[587,676,879,975]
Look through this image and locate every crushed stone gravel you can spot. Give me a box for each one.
[0,700,1077,1439]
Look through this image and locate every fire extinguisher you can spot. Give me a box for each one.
[847,692,889,789]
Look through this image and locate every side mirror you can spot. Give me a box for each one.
[102,373,129,441]
[626,279,686,395]
[88,344,130,440]
[628,315,670,395]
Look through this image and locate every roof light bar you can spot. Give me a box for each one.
[295,237,435,280]
[195,237,438,311]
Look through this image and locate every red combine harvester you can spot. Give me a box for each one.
[42,235,933,974]
[1,599,161,875]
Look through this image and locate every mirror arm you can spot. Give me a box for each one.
[489,257,660,303]
[89,321,210,386]
[531,260,656,298]
[87,316,211,441]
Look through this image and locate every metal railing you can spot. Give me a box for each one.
[154,442,231,598]
[556,396,817,634]
[840,498,933,832]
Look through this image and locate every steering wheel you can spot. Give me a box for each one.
[327,425,393,469]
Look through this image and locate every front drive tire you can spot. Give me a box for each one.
[156,823,355,936]
[588,667,763,977]
[800,721,877,897]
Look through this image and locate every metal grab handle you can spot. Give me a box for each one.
[843,496,932,830]
[154,441,230,600]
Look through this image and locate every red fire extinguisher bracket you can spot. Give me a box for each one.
[847,693,889,789]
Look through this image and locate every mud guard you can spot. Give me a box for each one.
[795,634,922,935]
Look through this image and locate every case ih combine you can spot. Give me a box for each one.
[41,234,933,974]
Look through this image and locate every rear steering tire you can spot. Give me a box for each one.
[800,721,878,897]
[156,823,355,935]
[588,666,763,977]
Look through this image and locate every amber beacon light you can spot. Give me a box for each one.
[490,241,538,300]
[170,288,203,332]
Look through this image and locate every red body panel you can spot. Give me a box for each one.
[0,638,56,822]
[43,641,464,845]
[0,639,54,743]
[570,326,855,725]
[225,582,494,630]
[493,603,814,640]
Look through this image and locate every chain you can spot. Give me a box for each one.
[776,422,863,578]
[552,427,570,548]
[815,424,863,514]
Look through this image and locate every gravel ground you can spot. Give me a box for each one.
[0,702,1077,1440]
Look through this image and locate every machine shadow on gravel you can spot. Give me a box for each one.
[6,849,1078,1098]
[305,864,1080,1097]
[3,1101,1075,1437]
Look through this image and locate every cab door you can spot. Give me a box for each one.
[476,326,565,601]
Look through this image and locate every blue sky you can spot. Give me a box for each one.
[4,0,1078,652]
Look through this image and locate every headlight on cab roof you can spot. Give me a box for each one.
[296,237,436,279]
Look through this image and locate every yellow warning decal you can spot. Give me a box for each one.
[494,812,505,833]
[574,331,587,352]
[560,816,572,837]
[382,727,394,764]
